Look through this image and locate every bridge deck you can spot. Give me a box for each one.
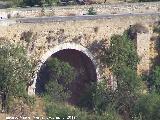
[15,12,160,23]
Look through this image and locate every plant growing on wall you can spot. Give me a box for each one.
[101,32,145,119]
[87,7,97,15]
[104,32,139,71]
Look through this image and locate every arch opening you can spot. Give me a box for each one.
[33,43,99,105]
[36,49,97,104]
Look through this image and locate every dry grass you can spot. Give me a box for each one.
[0,113,10,120]
[32,96,46,118]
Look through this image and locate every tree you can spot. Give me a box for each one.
[134,93,160,120]
[0,40,33,111]
[104,32,139,72]
[149,66,160,94]
[44,58,76,102]
[101,32,144,119]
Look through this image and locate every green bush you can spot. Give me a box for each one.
[149,66,160,94]
[43,58,76,102]
[45,102,74,119]
[76,82,96,110]
[144,66,160,94]
[44,98,122,120]
[43,78,122,120]
[0,40,34,111]
[101,32,145,119]
[76,80,114,112]
[153,25,160,34]
[45,80,71,102]
[92,81,115,114]
[114,67,145,119]
[76,32,143,119]
[134,93,160,120]
[87,7,97,15]
[104,33,139,72]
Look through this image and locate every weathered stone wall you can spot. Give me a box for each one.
[0,15,156,71]
[137,33,151,75]
[0,14,158,95]
[0,2,160,18]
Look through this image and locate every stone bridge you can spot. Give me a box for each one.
[0,3,160,96]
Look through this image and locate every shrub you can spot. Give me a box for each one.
[153,23,160,34]
[76,82,96,110]
[104,33,139,72]
[101,32,145,119]
[76,80,114,112]
[44,97,122,120]
[134,93,160,120]
[45,102,74,120]
[113,66,145,119]
[87,7,97,15]
[150,66,160,94]
[43,58,76,102]
[92,80,115,114]
[45,80,71,102]
[0,40,33,112]
[43,78,122,120]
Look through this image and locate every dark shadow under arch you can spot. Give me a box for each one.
[36,49,97,105]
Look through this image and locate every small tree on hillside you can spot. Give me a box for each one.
[0,40,33,112]
[101,32,145,119]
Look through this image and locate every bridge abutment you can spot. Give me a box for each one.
[137,33,151,75]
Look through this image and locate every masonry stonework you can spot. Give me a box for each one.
[0,13,159,95]
[137,33,151,75]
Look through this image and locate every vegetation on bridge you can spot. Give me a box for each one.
[0,25,160,120]
[38,29,160,120]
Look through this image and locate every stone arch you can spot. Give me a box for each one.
[28,42,100,96]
